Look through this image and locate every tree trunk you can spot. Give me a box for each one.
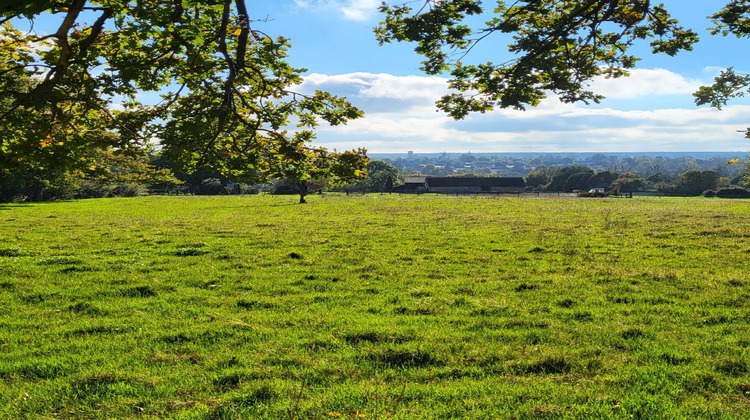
[296,180,308,204]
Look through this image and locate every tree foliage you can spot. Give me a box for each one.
[670,170,721,196]
[377,0,699,118]
[0,148,176,201]
[611,171,646,193]
[524,166,552,188]
[84,149,180,186]
[587,170,619,189]
[545,165,591,191]
[0,0,367,197]
[564,170,594,191]
[358,160,400,192]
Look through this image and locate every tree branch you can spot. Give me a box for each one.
[235,0,250,70]
[77,7,113,62]
[39,0,87,88]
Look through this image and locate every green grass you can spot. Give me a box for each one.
[0,194,749,419]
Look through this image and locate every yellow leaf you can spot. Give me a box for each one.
[233,28,242,36]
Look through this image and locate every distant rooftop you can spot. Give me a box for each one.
[425,177,525,188]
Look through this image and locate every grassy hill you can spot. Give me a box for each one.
[1,194,748,418]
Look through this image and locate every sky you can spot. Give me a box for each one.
[245,0,750,154]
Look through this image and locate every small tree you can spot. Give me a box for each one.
[587,171,620,190]
[360,160,400,192]
[565,171,594,192]
[545,166,592,192]
[673,170,721,196]
[611,172,647,193]
[261,143,368,204]
[525,167,552,188]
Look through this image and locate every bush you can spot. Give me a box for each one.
[272,183,300,195]
[715,187,750,199]
[612,172,647,193]
[111,183,147,197]
[76,181,117,199]
[577,190,606,198]
[76,181,148,198]
[525,167,552,188]
[0,169,81,202]
[673,170,720,196]
[196,178,225,195]
[545,166,592,191]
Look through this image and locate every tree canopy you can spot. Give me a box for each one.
[377,0,750,129]
[4,0,750,194]
[0,0,368,195]
[358,160,400,192]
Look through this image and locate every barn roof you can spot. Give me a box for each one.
[425,177,525,188]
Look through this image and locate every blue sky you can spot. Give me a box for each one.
[247,0,750,154]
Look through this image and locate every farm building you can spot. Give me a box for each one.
[403,176,427,184]
[392,176,427,193]
[394,176,525,193]
[425,177,525,193]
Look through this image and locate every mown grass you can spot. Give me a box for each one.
[0,194,748,419]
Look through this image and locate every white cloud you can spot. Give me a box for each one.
[303,72,448,99]
[293,0,379,21]
[588,68,702,99]
[702,66,727,75]
[341,0,380,21]
[301,71,750,153]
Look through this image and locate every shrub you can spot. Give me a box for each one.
[272,183,300,195]
[544,166,592,191]
[715,187,750,199]
[673,170,720,196]
[196,178,225,195]
[0,169,81,202]
[612,172,647,192]
[76,181,117,199]
[111,183,147,197]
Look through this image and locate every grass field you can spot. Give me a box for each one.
[0,194,749,419]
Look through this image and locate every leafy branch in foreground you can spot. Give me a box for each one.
[694,1,750,138]
[0,0,367,200]
[377,0,699,118]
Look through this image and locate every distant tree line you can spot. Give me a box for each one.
[525,165,749,196]
[383,153,747,181]
[347,159,750,197]
[2,153,748,202]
